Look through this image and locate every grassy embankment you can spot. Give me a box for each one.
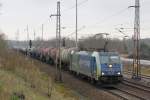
[0,38,82,100]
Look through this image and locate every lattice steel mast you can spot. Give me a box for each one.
[132,0,141,80]
[50,1,62,82]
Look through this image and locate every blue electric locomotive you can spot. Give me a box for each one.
[93,52,123,83]
[70,51,123,84]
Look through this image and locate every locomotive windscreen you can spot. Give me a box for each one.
[99,53,120,64]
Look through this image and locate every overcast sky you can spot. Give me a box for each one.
[0,0,150,40]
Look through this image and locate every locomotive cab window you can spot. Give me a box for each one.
[110,56,120,63]
[100,55,109,64]
[100,54,120,64]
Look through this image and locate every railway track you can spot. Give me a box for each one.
[123,78,150,88]
[106,87,146,100]
[100,79,150,100]
[141,75,150,80]
[100,71,150,100]
[124,71,150,80]
[66,71,150,100]
[110,81,150,100]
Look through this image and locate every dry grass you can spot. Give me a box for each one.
[0,46,81,100]
[0,70,50,100]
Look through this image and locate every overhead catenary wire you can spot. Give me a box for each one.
[87,7,130,29]
[65,26,86,38]
[23,0,150,41]
[32,1,139,41]
[4,0,147,42]
[34,0,88,28]
[33,0,88,40]
[62,0,88,12]
[65,7,130,38]
[66,0,150,39]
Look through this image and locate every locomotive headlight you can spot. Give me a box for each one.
[102,72,105,76]
[117,72,121,75]
[109,64,112,68]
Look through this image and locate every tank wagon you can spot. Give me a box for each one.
[61,48,77,66]
[34,47,44,59]
[44,48,55,64]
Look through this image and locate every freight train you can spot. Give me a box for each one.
[18,47,123,84]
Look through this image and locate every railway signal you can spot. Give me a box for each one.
[29,40,32,49]
[62,38,65,47]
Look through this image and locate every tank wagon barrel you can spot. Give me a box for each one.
[61,48,77,65]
